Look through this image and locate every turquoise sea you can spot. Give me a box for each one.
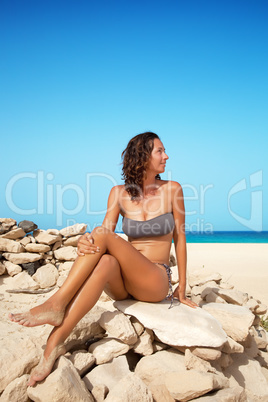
[185,231,268,243]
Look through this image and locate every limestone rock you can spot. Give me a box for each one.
[54,246,77,261]
[0,261,5,275]
[205,291,227,304]
[83,355,131,392]
[1,227,26,240]
[25,243,50,253]
[184,349,216,373]
[202,303,255,342]
[130,316,144,336]
[63,234,82,246]
[3,252,42,264]
[27,356,93,401]
[58,261,74,272]
[91,384,109,401]
[18,220,38,233]
[250,326,268,350]
[88,337,130,364]
[190,386,247,401]
[0,337,40,392]
[115,300,227,348]
[191,346,221,361]
[148,383,175,402]
[0,238,24,253]
[0,374,29,402]
[223,353,268,400]
[65,305,105,350]
[133,328,154,356]
[188,271,222,287]
[46,228,60,235]
[2,260,22,276]
[192,281,219,297]
[170,265,179,284]
[32,264,59,288]
[33,230,61,245]
[19,236,31,246]
[0,218,16,233]
[60,223,87,237]
[164,370,228,402]
[105,372,153,402]
[135,349,186,386]
[99,310,138,345]
[255,303,268,315]
[10,271,40,290]
[214,288,249,306]
[67,350,95,376]
[222,337,244,354]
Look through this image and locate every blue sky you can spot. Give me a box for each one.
[1,0,267,232]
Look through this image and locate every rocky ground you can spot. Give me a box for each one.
[0,218,268,401]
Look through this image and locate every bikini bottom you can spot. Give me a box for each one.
[156,263,174,309]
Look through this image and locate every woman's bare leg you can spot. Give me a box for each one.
[28,254,128,386]
[10,227,168,326]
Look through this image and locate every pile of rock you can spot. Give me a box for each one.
[0,219,268,401]
[0,218,87,290]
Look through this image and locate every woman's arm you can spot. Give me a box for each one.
[171,181,197,308]
[77,186,121,256]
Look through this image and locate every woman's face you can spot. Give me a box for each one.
[147,138,169,174]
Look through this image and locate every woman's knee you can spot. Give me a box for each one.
[93,254,119,276]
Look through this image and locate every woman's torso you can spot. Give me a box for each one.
[118,180,174,264]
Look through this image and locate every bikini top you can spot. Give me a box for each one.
[122,212,175,238]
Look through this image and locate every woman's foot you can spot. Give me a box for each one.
[28,344,66,387]
[8,301,65,327]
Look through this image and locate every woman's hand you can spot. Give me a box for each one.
[77,233,100,256]
[173,285,198,309]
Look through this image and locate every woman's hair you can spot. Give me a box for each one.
[121,132,161,200]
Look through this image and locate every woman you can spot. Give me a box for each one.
[9,132,197,386]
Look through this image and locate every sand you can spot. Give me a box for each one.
[186,243,268,308]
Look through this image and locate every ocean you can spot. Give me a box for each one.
[185,231,268,243]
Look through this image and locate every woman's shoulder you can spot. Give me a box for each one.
[160,180,182,191]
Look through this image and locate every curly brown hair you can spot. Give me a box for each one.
[121,132,161,200]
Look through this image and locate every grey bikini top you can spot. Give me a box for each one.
[122,212,175,238]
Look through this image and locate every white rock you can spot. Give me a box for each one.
[0,337,40,392]
[135,349,186,386]
[250,326,268,350]
[1,227,26,239]
[202,303,255,342]
[192,281,218,297]
[0,261,5,275]
[57,273,68,287]
[27,356,93,401]
[188,271,222,287]
[219,282,234,290]
[133,328,154,356]
[60,223,87,237]
[164,370,228,402]
[255,303,268,315]
[63,234,82,246]
[67,350,95,376]
[2,252,42,264]
[170,265,179,284]
[222,336,244,354]
[115,300,227,348]
[65,305,105,350]
[99,310,138,345]
[205,291,227,304]
[184,349,216,373]
[83,355,131,392]
[2,260,22,276]
[152,341,169,352]
[33,230,62,245]
[58,260,74,272]
[190,385,246,401]
[130,316,144,336]
[214,288,249,306]
[10,271,40,290]
[54,246,77,261]
[91,384,108,401]
[88,337,129,364]
[0,238,24,253]
[191,346,221,361]
[0,374,29,402]
[148,383,175,402]
[25,243,51,253]
[223,353,268,400]
[105,372,153,402]
[32,264,59,288]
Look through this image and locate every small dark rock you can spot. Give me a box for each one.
[21,261,41,276]
[18,220,38,233]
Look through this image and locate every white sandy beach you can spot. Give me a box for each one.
[185,243,268,308]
